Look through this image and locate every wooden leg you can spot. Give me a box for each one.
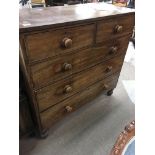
[39,129,49,139]
[107,89,114,96]
[130,37,135,48]
[130,26,135,48]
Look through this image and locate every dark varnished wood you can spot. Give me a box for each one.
[19,3,134,137]
[36,55,125,112]
[40,74,120,130]
[19,71,34,137]
[19,96,34,137]
[30,35,130,89]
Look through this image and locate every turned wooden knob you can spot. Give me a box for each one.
[109,46,118,55]
[65,105,73,112]
[114,25,123,33]
[61,37,72,48]
[64,85,72,93]
[103,84,109,90]
[105,66,113,72]
[63,63,72,71]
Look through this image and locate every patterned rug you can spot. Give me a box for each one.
[110,121,135,155]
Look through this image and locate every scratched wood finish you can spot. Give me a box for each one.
[19,3,134,32]
[25,24,95,62]
[19,3,135,137]
[36,55,124,112]
[40,74,120,130]
[31,35,130,89]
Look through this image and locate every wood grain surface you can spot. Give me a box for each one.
[25,24,95,62]
[19,3,135,137]
[19,3,134,32]
[40,74,120,130]
[30,35,130,89]
[36,55,124,112]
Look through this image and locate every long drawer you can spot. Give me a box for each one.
[31,35,130,89]
[36,55,124,112]
[40,73,119,130]
[24,24,95,62]
[96,14,134,43]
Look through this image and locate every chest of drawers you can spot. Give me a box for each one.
[19,3,134,137]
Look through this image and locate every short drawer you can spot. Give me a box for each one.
[31,35,130,89]
[36,55,124,112]
[96,14,134,43]
[25,24,95,62]
[40,73,119,130]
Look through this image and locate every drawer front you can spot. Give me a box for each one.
[40,74,119,130]
[31,35,130,89]
[96,14,134,43]
[36,55,124,112]
[25,24,95,62]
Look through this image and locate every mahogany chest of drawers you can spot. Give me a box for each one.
[19,3,134,137]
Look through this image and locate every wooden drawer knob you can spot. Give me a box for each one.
[64,85,72,93]
[65,105,73,112]
[63,63,72,71]
[114,25,123,33]
[109,46,118,55]
[62,37,72,48]
[105,66,113,72]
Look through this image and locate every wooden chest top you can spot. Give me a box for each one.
[19,3,134,32]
